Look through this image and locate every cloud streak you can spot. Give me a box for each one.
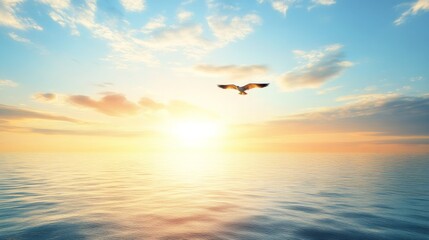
[33,93,57,102]
[8,32,31,43]
[37,1,261,67]
[207,14,261,44]
[120,0,145,12]
[0,0,42,30]
[278,44,352,91]
[272,93,429,136]
[177,10,193,22]
[312,0,336,6]
[142,15,166,33]
[194,64,268,80]
[395,0,429,25]
[0,104,80,123]
[0,79,18,88]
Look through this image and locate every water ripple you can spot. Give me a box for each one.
[0,153,428,239]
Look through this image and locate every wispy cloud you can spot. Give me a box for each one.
[231,93,429,151]
[0,123,153,137]
[177,10,193,22]
[142,15,166,33]
[277,93,429,136]
[163,100,216,119]
[410,76,424,82]
[271,0,292,15]
[395,0,429,25]
[8,32,31,43]
[141,13,261,57]
[38,0,70,10]
[374,138,429,145]
[29,127,151,137]
[259,0,335,14]
[207,13,261,43]
[206,0,240,11]
[278,44,353,91]
[95,82,114,88]
[140,24,211,56]
[0,104,80,123]
[120,0,145,12]
[41,0,157,66]
[257,0,295,15]
[309,0,336,10]
[0,0,42,30]
[139,97,165,111]
[33,92,57,102]
[38,0,261,67]
[139,97,214,119]
[0,79,18,88]
[194,64,268,80]
[312,0,336,6]
[317,86,342,95]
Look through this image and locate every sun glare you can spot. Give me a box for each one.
[169,120,223,148]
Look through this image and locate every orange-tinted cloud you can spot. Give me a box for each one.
[139,97,165,111]
[62,92,215,119]
[67,93,140,116]
[243,93,429,136]
[194,64,268,80]
[33,93,57,102]
[0,104,80,123]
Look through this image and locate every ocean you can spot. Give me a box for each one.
[0,153,428,239]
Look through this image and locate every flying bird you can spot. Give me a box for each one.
[217,83,269,95]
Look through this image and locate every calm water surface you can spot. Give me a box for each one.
[0,153,428,239]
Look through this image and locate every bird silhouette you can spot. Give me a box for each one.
[217,83,269,95]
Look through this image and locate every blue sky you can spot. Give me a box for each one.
[0,0,428,152]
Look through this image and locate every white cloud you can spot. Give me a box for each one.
[395,0,429,25]
[206,0,240,11]
[38,0,70,10]
[37,0,262,66]
[0,0,42,30]
[312,0,336,6]
[278,44,353,91]
[43,0,156,66]
[271,0,290,15]
[0,79,18,88]
[120,0,145,12]
[138,13,261,59]
[8,32,31,43]
[177,10,193,22]
[257,0,295,15]
[140,25,211,56]
[142,15,166,33]
[207,14,261,44]
[260,0,335,13]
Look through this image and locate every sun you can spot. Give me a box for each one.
[169,119,223,148]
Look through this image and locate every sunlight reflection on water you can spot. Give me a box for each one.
[0,153,428,239]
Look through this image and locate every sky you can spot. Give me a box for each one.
[0,0,428,152]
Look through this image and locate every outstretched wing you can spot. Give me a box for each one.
[218,84,238,90]
[243,83,269,90]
